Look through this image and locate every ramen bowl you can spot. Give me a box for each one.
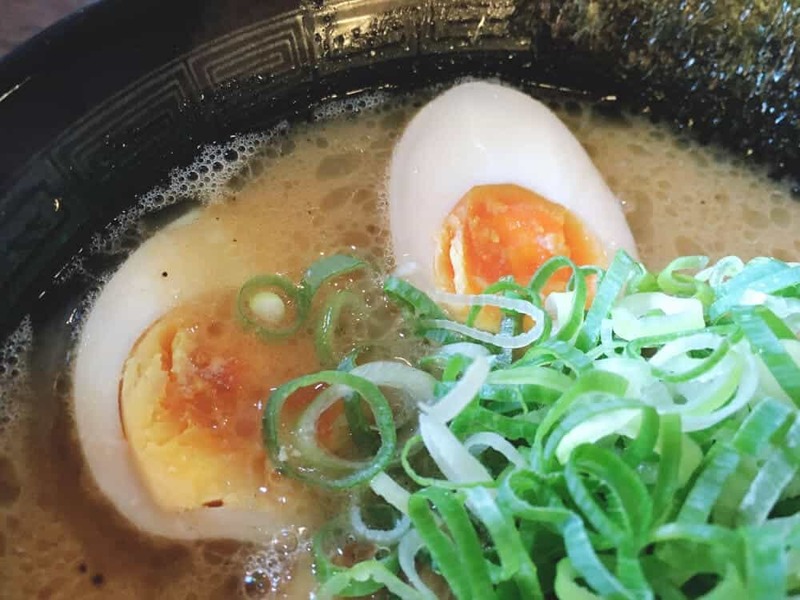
[0,1,798,598]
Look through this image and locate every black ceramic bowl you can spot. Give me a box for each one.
[0,0,798,340]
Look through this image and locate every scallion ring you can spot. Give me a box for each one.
[262,371,397,489]
[237,274,309,339]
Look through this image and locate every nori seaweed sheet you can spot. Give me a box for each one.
[520,0,798,185]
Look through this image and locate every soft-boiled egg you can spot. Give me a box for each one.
[388,81,638,296]
[72,213,326,543]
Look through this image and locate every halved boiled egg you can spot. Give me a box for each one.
[72,214,327,543]
[388,81,638,296]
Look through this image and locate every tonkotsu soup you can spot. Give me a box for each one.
[1,82,799,600]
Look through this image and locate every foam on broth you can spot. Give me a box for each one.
[0,85,798,599]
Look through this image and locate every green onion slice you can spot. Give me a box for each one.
[315,290,368,368]
[259,252,800,599]
[303,254,367,295]
[312,516,400,597]
[237,274,308,339]
[262,371,396,489]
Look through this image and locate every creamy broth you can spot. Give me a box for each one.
[0,86,798,599]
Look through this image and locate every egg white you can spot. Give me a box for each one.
[72,213,301,542]
[388,81,638,291]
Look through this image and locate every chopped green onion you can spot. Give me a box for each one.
[314,558,422,600]
[710,260,800,321]
[312,517,401,598]
[407,491,482,600]
[611,292,706,341]
[732,305,800,405]
[428,291,546,349]
[261,253,800,598]
[370,472,411,515]
[238,254,366,343]
[657,255,713,305]
[237,274,308,339]
[575,250,636,352]
[315,290,367,368]
[419,414,492,485]
[528,256,587,342]
[303,254,367,295]
[262,371,396,489]
[349,501,411,545]
[419,355,490,423]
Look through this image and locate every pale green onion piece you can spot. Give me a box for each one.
[651,413,682,523]
[429,291,545,349]
[291,385,369,471]
[424,342,493,364]
[647,330,731,383]
[737,418,800,526]
[611,292,706,341]
[674,434,704,487]
[733,396,794,456]
[756,339,800,405]
[303,253,367,295]
[419,355,490,423]
[463,432,527,468]
[657,255,709,295]
[419,414,492,485]
[350,361,438,405]
[565,444,653,546]
[545,290,578,339]
[554,558,602,600]
[577,249,638,351]
[556,408,642,464]
[311,517,399,598]
[263,370,396,489]
[296,361,435,444]
[652,347,758,432]
[743,526,788,599]
[293,361,435,470]
[593,357,671,404]
[486,364,574,396]
[695,255,744,287]
[314,559,425,600]
[739,289,800,335]
[518,338,593,373]
[596,318,619,355]
[370,472,411,515]
[315,290,366,368]
[673,351,743,416]
[397,530,437,600]
[413,487,498,600]
[533,370,629,459]
[349,502,411,545]
[678,445,741,524]
[464,486,544,599]
[407,495,474,598]
[732,305,800,405]
[710,259,800,320]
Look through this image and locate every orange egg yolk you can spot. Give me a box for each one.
[119,291,327,513]
[435,183,606,297]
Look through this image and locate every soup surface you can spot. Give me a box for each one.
[0,85,798,599]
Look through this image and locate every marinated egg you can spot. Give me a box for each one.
[72,214,326,543]
[388,81,638,295]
